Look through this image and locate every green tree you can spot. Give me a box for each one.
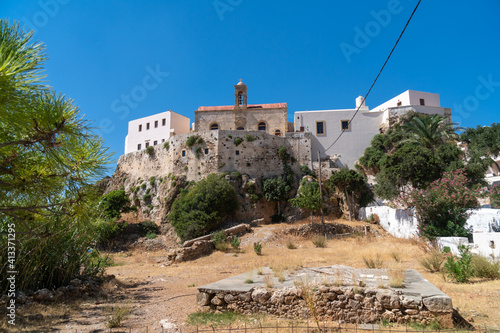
[326,168,371,220]
[0,20,111,292]
[402,114,459,150]
[290,180,322,223]
[99,189,133,219]
[169,174,238,241]
[262,175,292,217]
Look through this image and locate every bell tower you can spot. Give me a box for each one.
[234,79,247,130]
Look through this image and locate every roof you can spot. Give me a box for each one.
[197,103,287,112]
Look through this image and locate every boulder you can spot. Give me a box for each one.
[422,296,453,312]
[251,288,271,304]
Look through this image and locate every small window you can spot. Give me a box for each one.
[145,142,149,148]
[182,150,186,157]
[274,129,281,136]
[238,92,243,105]
[137,144,142,150]
[162,118,166,126]
[341,120,350,131]
[211,123,219,130]
[205,148,209,154]
[237,127,244,130]
[258,122,266,131]
[420,98,425,106]
[139,124,142,132]
[146,123,150,130]
[236,150,240,156]
[154,140,158,146]
[154,120,158,128]
[316,121,325,135]
[397,101,402,107]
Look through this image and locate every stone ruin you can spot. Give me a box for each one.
[197,265,455,328]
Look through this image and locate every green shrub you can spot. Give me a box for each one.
[195,136,204,145]
[195,146,203,158]
[278,146,287,158]
[141,183,147,190]
[99,190,132,219]
[472,255,500,279]
[169,174,238,241]
[95,219,127,243]
[145,188,151,194]
[253,241,262,255]
[146,145,154,155]
[249,194,261,202]
[142,193,152,202]
[245,134,256,142]
[146,232,158,240]
[184,166,188,171]
[231,236,241,250]
[228,134,232,139]
[186,135,197,147]
[444,245,474,283]
[231,171,241,178]
[234,137,244,146]
[163,142,170,150]
[149,176,156,186]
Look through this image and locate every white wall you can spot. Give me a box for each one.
[359,206,500,238]
[125,111,190,154]
[372,90,441,111]
[294,109,384,168]
[473,233,500,258]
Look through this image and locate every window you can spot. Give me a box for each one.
[205,148,209,154]
[341,120,350,131]
[154,140,158,146]
[420,98,425,106]
[274,129,281,136]
[316,121,325,135]
[139,124,142,132]
[146,122,150,130]
[397,101,402,107]
[258,122,266,131]
[237,127,244,130]
[236,150,240,155]
[155,120,158,128]
[182,150,186,157]
[210,123,219,130]
[162,118,166,126]
[145,142,149,148]
[238,92,243,105]
[137,144,142,150]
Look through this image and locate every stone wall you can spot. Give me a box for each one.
[197,285,452,326]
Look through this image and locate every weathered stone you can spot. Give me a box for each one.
[159,319,179,333]
[197,292,212,306]
[69,279,82,288]
[239,292,252,302]
[318,285,329,293]
[376,290,399,309]
[224,294,235,304]
[211,296,225,306]
[422,296,453,312]
[354,294,364,301]
[331,287,343,294]
[405,309,419,315]
[325,292,337,301]
[348,299,360,310]
[251,288,271,304]
[34,289,54,302]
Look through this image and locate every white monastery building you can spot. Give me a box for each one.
[295,90,452,168]
[124,110,190,154]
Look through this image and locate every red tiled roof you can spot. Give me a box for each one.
[197,103,287,112]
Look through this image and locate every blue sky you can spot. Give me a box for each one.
[2,1,499,174]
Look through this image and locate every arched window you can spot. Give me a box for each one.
[237,127,244,130]
[274,129,281,136]
[210,123,219,130]
[238,92,243,106]
[258,122,266,131]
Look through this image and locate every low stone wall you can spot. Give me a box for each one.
[197,285,452,326]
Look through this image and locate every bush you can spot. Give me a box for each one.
[231,236,241,250]
[141,183,147,190]
[253,241,262,255]
[99,190,132,219]
[163,142,170,150]
[396,169,479,239]
[195,146,202,158]
[312,235,327,248]
[286,239,297,249]
[234,137,244,146]
[146,145,154,156]
[146,232,158,240]
[169,174,238,241]
[95,219,127,243]
[245,134,256,142]
[278,146,287,158]
[142,193,152,202]
[472,255,500,279]
[363,254,384,269]
[444,245,474,283]
[300,165,315,177]
[149,176,156,186]
[195,136,204,145]
[490,185,500,208]
[420,248,445,273]
[186,135,197,147]
[140,220,159,236]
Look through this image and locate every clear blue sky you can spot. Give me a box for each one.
[2,1,500,174]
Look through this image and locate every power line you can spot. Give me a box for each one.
[324,0,423,153]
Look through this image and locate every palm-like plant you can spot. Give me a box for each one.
[402,114,460,150]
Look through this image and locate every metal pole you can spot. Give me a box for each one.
[318,150,324,224]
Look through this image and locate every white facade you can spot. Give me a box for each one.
[294,90,452,168]
[124,111,190,154]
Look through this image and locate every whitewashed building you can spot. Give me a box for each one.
[124,110,190,154]
[294,90,452,168]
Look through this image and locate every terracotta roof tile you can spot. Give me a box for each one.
[197,103,287,112]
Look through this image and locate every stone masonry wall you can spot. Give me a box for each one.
[197,285,453,327]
